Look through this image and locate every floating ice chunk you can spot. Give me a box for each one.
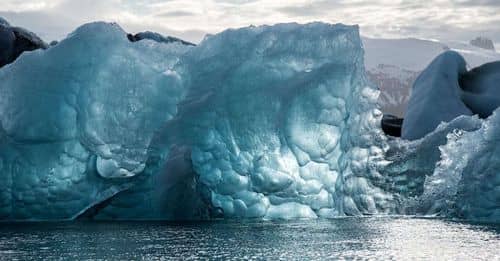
[416,110,500,222]
[265,202,317,219]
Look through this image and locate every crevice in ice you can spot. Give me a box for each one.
[72,183,134,220]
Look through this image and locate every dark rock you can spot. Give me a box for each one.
[0,18,48,68]
[0,26,16,66]
[381,114,403,137]
[127,31,196,46]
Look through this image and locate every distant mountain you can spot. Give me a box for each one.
[363,37,500,117]
[470,37,495,51]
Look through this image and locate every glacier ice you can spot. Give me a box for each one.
[460,61,500,118]
[163,23,392,219]
[0,22,193,220]
[402,51,500,140]
[0,20,499,222]
[389,112,500,223]
[0,21,394,220]
[402,51,472,140]
[390,50,500,222]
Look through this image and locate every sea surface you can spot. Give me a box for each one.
[0,217,498,260]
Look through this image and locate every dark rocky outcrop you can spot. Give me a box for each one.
[127,31,196,46]
[0,17,48,68]
[381,114,403,137]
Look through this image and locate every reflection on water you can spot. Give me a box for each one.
[0,217,498,260]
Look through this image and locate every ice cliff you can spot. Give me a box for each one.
[0,22,192,220]
[164,23,391,219]
[0,21,393,220]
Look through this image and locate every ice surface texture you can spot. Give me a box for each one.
[0,22,192,220]
[388,112,500,223]
[402,51,472,140]
[166,23,391,219]
[402,51,500,140]
[392,50,500,222]
[0,21,498,222]
[0,22,393,220]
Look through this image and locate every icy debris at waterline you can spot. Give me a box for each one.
[387,112,500,223]
[0,21,394,220]
[402,51,472,140]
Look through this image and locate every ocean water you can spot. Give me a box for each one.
[0,217,498,260]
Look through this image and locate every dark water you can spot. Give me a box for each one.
[0,217,498,260]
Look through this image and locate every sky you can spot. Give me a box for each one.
[1,0,499,47]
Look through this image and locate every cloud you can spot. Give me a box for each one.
[452,0,500,6]
[156,10,196,17]
[0,0,499,46]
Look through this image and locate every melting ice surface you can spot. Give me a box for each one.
[0,21,498,222]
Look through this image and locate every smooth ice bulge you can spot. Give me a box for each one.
[0,22,192,219]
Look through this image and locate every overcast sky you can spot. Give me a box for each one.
[1,0,499,46]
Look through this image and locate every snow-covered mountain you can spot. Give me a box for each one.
[363,37,500,117]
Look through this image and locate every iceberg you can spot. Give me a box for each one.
[0,22,193,220]
[402,51,500,140]
[164,23,391,219]
[0,20,498,222]
[127,31,196,46]
[402,51,472,140]
[460,61,500,118]
[389,51,500,222]
[0,21,393,220]
[388,112,500,223]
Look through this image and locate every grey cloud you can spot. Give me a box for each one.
[1,0,499,47]
[156,10,196,17]
[452,0,500,6]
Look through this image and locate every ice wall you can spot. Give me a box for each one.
[405,112,500,223]
[1,20,497,222]
[0,22,192,220]
[164,23,392,219]
[0,21,394,220]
